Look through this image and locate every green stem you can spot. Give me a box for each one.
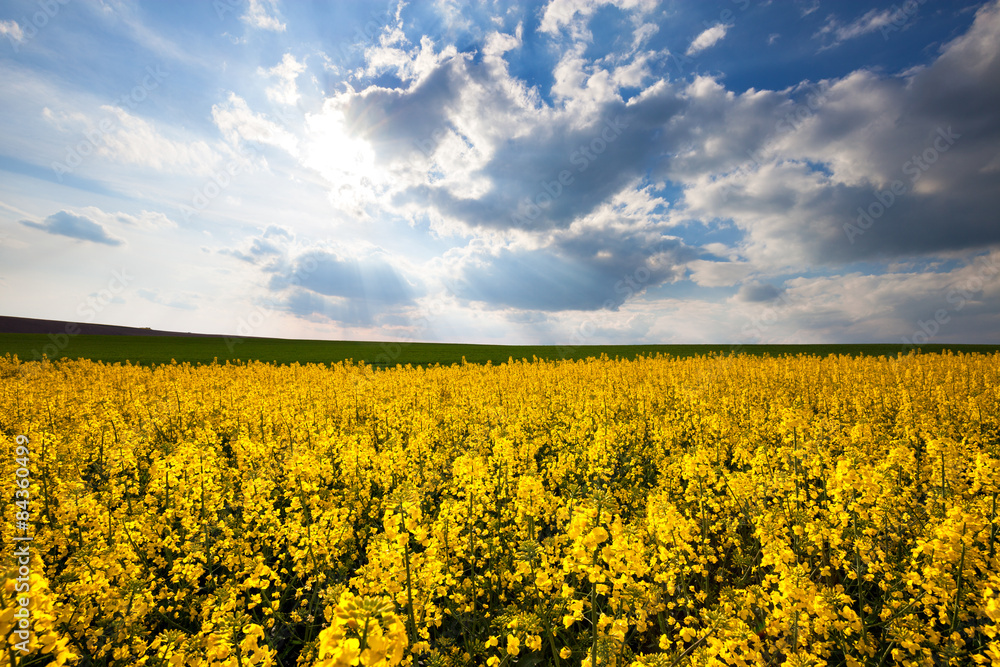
[400,504,419,646]
[989,492,996,562]
[950,536,966,633]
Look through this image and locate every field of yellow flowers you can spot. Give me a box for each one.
[2,352,1000,667]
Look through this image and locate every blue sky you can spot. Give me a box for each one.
[2,0,999,345]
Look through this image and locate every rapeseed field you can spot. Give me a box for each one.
[2,352,999,666]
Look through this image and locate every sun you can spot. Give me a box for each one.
[304,105,384,210]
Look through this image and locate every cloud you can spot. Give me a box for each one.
[539,0,658,39]
[283,0,1000,322]
[264,248,422,327]
[42,105,219,175]
[687,23,731,55]
[115,210,177,231]
[21,211,124,246]
[673,1,1000,268]
[450,240,685,311]
[0,20,24,43]
[274,2,1000,325]
[799,0,820,17]
[221,228,422,327]
[212,93,299,155]
[242,0,286,32]
[100,107,218,173]
[736,281,783,303]
[269,249,418,306]
[260,53,306,106]
[448,194,697,312]
[815,7,911,48]
[138,289,199,310]
[770,253,1000,343]
[687,260,753,287]
[221,225,295,263]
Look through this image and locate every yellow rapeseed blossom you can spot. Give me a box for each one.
[1,351,999,665]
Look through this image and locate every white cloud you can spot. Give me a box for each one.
[96,107,219,174]
[242,0,286,32]
[686,23,730,55]
[435,0,473,33]
[815,7,910,48]
[539,0,658,41]
[260,53,306,106]
[687,260,754,287]
[482,28,521,59]
[799,0,820,17]
[41,104,219,175]
[538,0,659,48]
[212,93,299,156]
[772,255,1000,343]
[0,20,24,43]
[114,209,178,231]
[631,22,658,49]
[364,34,461,84]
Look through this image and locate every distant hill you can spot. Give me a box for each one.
[2,316,998,367]
[0,316,221,337]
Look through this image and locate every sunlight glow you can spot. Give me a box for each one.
[304,106,383,210]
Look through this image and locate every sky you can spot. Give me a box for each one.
[1,0,999,346]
